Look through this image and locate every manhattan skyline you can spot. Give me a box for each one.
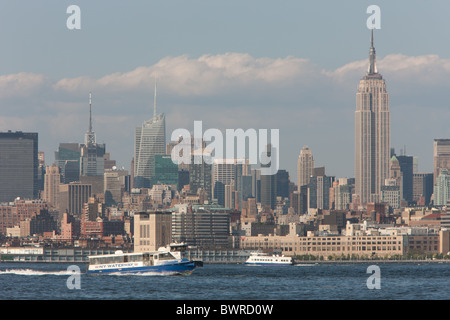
[1,1,450,183]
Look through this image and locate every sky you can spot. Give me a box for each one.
[0,1,450,183]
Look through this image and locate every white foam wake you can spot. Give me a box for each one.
[0,269,74,276]
[107,271,181,276]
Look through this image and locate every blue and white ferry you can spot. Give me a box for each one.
[87,243,202,275]
[245,251,293,266]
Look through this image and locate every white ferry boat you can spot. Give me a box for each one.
[87,243,202,275]
[245,251,293,266]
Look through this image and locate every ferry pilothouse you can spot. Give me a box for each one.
[87,243,202,275]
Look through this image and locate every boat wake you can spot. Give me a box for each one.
[0,269,73,276]
[106,271,190,276]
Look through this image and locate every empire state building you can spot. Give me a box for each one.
[355,30,390,205]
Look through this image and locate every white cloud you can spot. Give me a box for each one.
[52,53,323,98]
[1,52,449,176]
[0,72,48,98]
[2,53,449,103]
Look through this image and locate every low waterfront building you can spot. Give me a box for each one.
[241,234,405,259]
[241,228,450,259]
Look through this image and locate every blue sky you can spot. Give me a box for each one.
[1,1,450,182]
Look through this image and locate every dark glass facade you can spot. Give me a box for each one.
[0,131,38,202]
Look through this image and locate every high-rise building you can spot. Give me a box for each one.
[104,169,123,205]
[54,143,81,183]
[334,179,353,211]
[213,159,239,188]
[80,93,106,177]
[308,174,334,211]
[189,148,212,201]
[134,84,166,188]
[37,151,45,193]
[212,158,249,209]
[297,146,314,187]
[290,185,308,214]
[355,30,391,205]
[171,204,230,249]
[389,156,403,199]
[433,169,450,206]
[214,181,226,207]
[276,170,290,198]
[260,145,277,210]
[381,179,401,209]
[396,155,414,204]
[43,164,61,208]
[178,169,189,191]
[0,131,38,202]
[433,139,450,186]
[58,183,92,216]
[251,168,261,203]
[240,175,253,203]
[134,211,172,253]
[413,172,433,206]
[152,155,179,188]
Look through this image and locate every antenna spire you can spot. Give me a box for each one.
[368,29,377,74]
[153,78,157,118]
[89,92,93,133]
[85,92,96,145]
[371,28,374,48]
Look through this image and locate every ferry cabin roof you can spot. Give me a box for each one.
[88,251,175,265]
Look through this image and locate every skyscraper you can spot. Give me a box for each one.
[413,172,433,206]
[297,146,314,187]
[43,164,61,208]
[212,158,249,208]
[396,155,414,204]
[58,183,92,216]
[152,155,179,188]
[79,93,106,177]
[434,169,450,206]
[355,30,390,205]
[433,139,450,186]
[189,147,212,201]
[260,145,277,210]
[54,143,81,183]
[308,173,334,211]
[0,131,38,202]
[276,169,290,198]
[134,82,166,188]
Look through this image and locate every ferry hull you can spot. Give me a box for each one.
[245,262,293,266]
[87,261,197,275]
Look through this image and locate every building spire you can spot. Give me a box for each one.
[153,77,157,118]
[368,29,377,75]
[85,92,96,145]
[89,92,93,133]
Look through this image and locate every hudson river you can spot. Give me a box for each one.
[1,262,449,300]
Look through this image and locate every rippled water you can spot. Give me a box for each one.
[0,262,449,300]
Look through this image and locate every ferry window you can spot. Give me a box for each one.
[159,253,173,260]
[129,254,142,262]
